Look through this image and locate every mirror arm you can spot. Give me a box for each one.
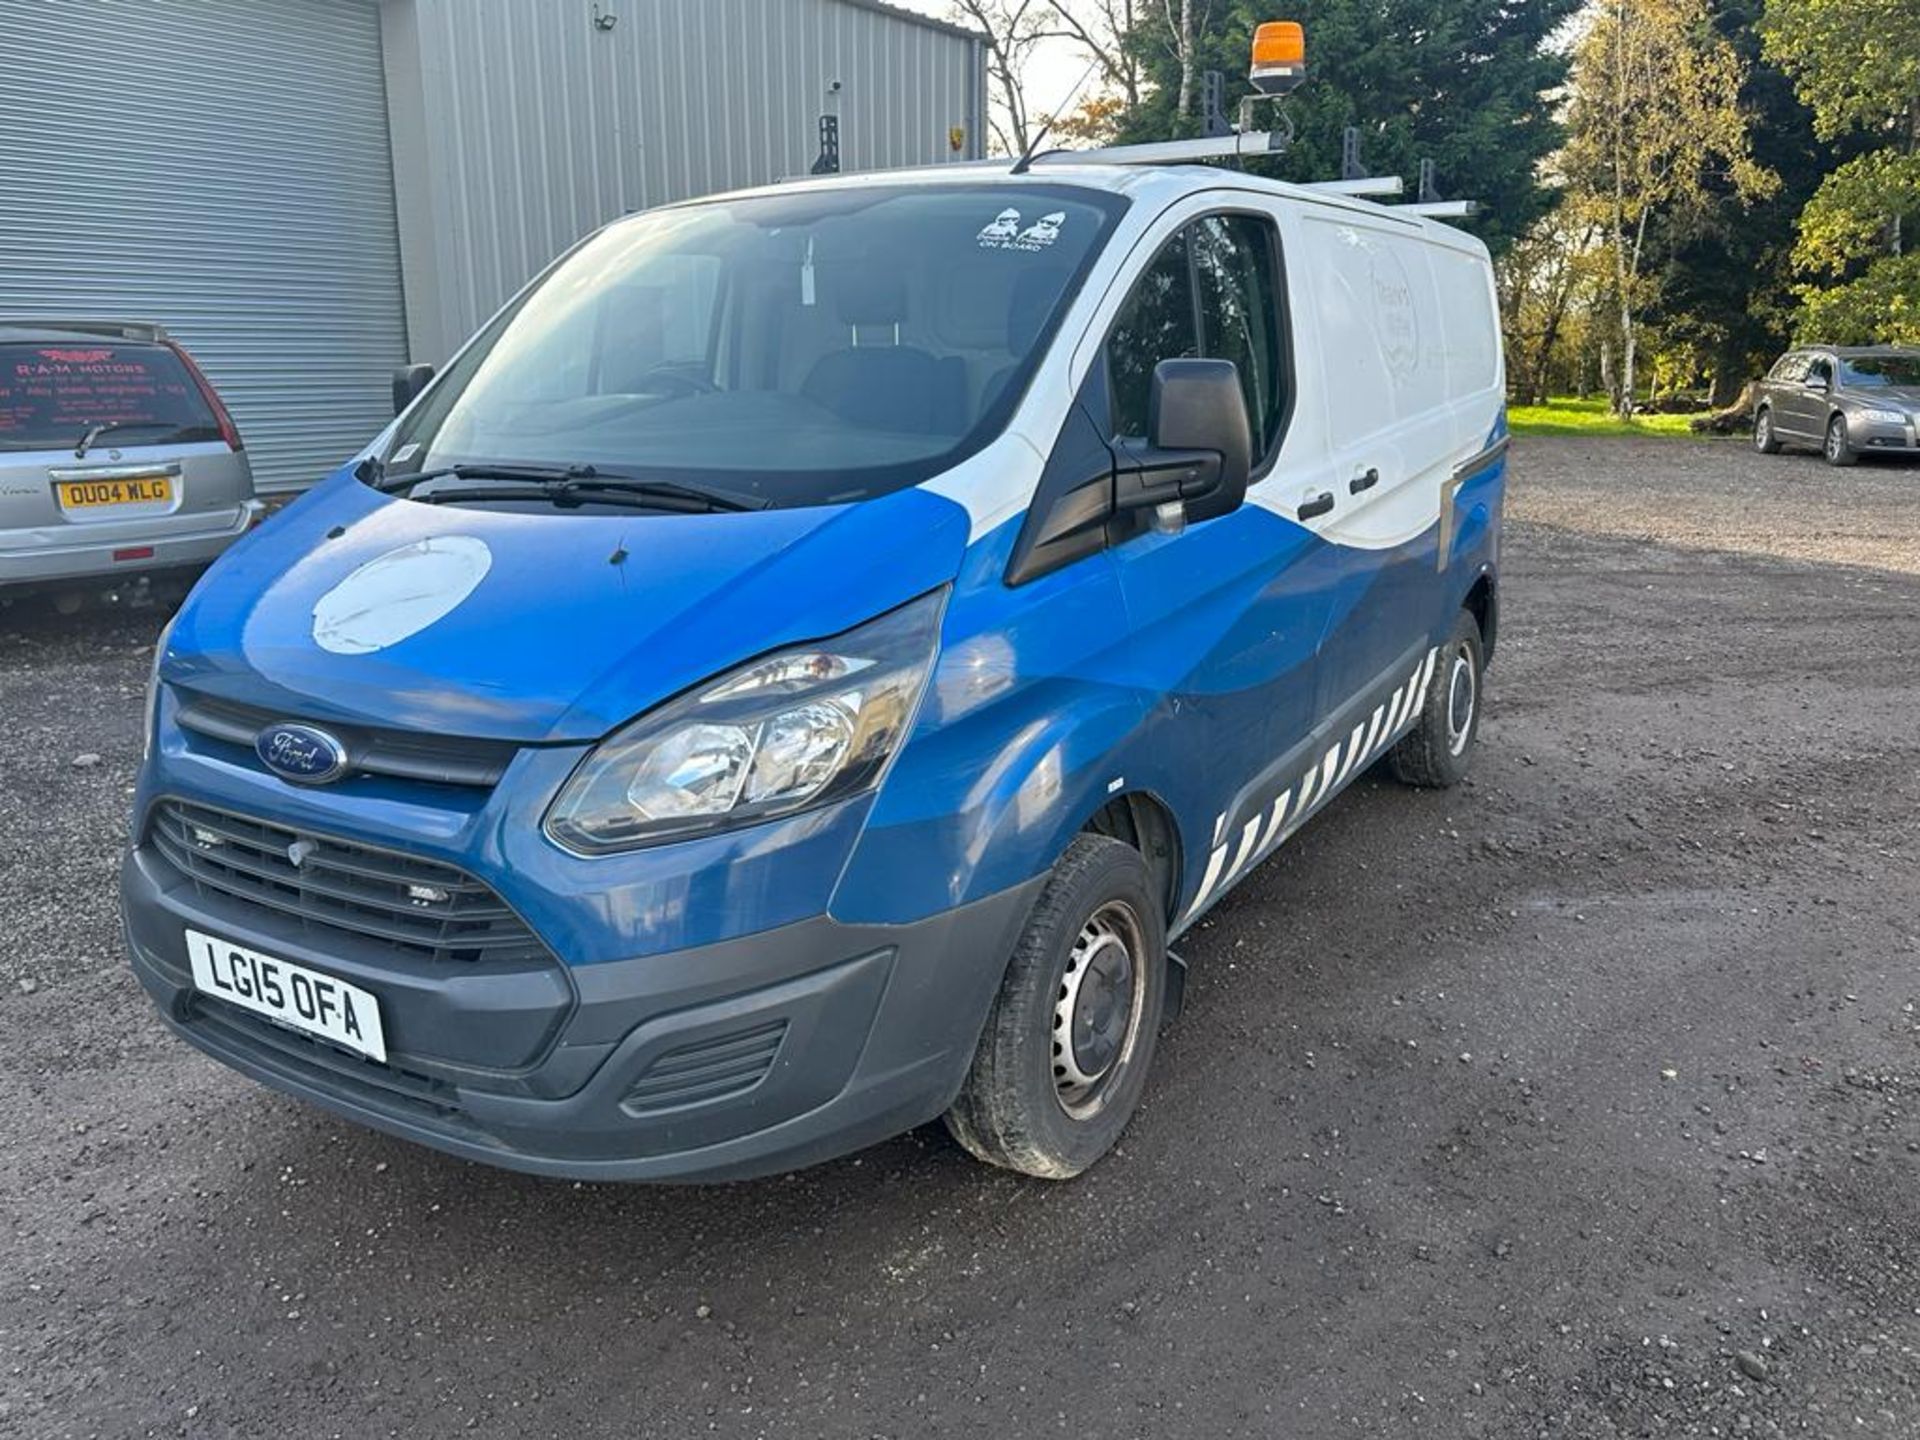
[1111,439,1223,511]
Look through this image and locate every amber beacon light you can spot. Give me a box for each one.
[1249,21,1306,95]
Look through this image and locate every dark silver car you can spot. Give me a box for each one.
[1753,346,1920,467]
[0,320,261,607]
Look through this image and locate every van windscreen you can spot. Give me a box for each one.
[382,184,1126,507]
[0,342,221,452]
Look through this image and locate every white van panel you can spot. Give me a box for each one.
[1429,242,1504,453]
[1299,212,1456,550]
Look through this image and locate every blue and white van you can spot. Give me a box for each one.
[122,157,1505,1182]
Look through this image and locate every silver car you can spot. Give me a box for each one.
[1753,345,1920,467]
[0,320,262,608]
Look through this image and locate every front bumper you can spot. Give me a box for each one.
[122,842,1041,1182]
[1846,414,1920,453]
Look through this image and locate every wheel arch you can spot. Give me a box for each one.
[1463,569,1498,661]
[1080,788,1184,929]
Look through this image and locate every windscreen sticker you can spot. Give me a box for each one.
[977,208,1066,252]
[311,535,492,655]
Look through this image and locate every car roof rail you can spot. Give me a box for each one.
[0,317,170,343]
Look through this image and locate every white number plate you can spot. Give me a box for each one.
[186,929,387,1063]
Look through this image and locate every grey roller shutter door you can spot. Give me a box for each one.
[0,0,407,491]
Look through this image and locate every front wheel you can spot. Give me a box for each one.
[945,834,1167,1179]
[1753,407,1782,454]
[1824,414,1858,467]
[1389,609,1484,789]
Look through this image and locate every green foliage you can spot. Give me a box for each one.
[1761,0,1920,343]
[1793,152,1920,276]
[1794,252,1920,343]
[1112,0,1579,255]
[1759,0,1920,140]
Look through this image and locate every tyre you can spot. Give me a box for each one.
[945,834,1167,1178]
[1824,413,1858,467]
[1389,609,1484,789]
[1753,406,1782,454]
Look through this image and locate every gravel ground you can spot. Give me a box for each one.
[2,435,1916,1439]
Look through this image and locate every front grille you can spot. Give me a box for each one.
[173,689,518,788]
[621,1020,788,1115]
[150,799,551,966]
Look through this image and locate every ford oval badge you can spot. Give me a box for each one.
[255,723,350,785]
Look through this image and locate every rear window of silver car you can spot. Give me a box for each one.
[0,341,222,452]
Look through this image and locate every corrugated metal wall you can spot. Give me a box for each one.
[0,0,408,491]
[385,0,985,361]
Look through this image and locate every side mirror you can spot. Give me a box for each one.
[391,362,435,416]
[1113,359,1253,524]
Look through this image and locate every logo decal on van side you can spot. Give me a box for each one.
[311,535,493,656]
[1370,250,1418,378]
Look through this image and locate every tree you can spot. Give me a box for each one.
[1637,0,1844,404]
[950,0,1050,154]
[1761,0,1920,342]
[1038,1,1146,112]
[1111,0,1580,257]
[1561,0,1775,414]
[1499,198,1605,403]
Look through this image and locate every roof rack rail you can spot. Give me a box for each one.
[1305,176,1404,198]
[1028,131,1289,168]
[1401,200,1478,219]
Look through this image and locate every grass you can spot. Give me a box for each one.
[1506,396,1706,438]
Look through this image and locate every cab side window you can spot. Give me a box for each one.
[1106,214,1285,455]
[1107,229,1197,438]
[1805,356,1833,389]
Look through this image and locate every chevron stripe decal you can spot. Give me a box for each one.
[1181,645,1439,926]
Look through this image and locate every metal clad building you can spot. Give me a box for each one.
[0,0,984,490]
[384,0,986,362]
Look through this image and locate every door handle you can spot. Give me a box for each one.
[1297,491,1335,521]
[1349,466,1380,495]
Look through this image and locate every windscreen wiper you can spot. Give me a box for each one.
[366,460,768,512]
[74,420,177,458]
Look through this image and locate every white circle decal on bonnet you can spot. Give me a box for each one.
[311,535,493,655]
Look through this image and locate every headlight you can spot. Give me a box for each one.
[1861,407,1907,424]
[143,615,177,761]
[544,590,945,853]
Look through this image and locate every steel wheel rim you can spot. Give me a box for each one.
[1052,899,1148,1118]
[1445,643,1476,756]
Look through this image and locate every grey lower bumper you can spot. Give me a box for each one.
[0,501,260,591]
[122,845,1041,1182]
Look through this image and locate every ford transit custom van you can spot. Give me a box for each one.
[122,158,1506,1182]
